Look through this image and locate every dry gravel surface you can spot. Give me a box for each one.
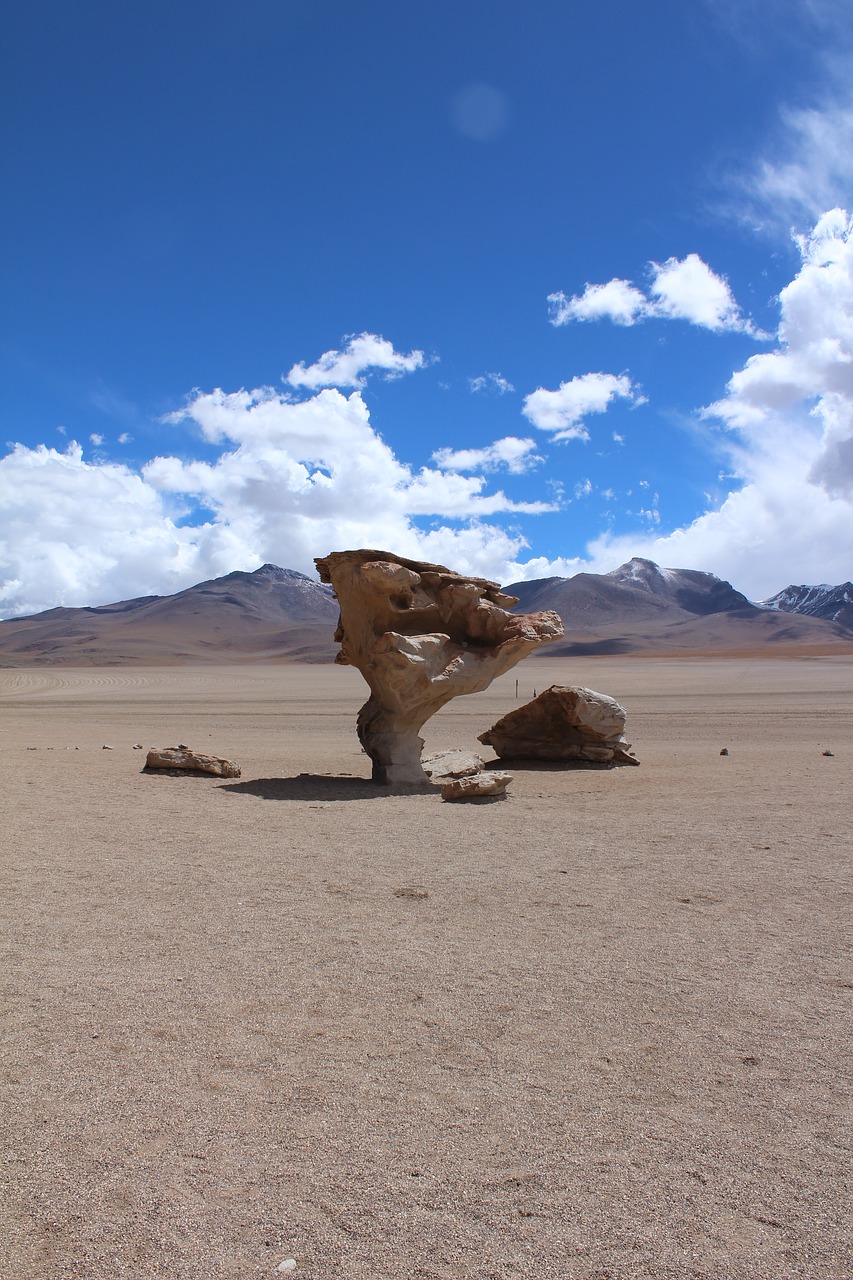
[1,657,852,1279]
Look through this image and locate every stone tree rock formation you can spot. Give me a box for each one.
[315,550,564,784]
[478,685,639,765]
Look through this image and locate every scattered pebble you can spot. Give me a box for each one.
[822,749,834,756]
[277,1261,297,1274]
[133,743,144,750]
[27,746,37,751]
[719,748,729,756]
[102,744,114,750]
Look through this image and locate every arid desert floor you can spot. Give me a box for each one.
[2,656,852,1280]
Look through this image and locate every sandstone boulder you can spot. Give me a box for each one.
[315,550,563,784]
[144,746,241,778]
[478,685,638,765]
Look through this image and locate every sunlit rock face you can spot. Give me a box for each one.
[478,685,639,765]
[315,550,564,785]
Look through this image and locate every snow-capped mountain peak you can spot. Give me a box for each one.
[760,582,853,625]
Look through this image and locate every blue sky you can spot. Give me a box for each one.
[2,0,852,617]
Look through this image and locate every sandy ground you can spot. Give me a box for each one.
[1,656,852,1280]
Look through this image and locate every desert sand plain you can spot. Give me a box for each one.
[1,655,852,1280]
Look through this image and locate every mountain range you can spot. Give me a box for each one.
[506,559,853,657]
[0,565,339,666]
[0,558,851,666]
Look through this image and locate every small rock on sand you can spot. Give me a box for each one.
[441,771,512,802]
[144,746,241,778]
[422,749,485,780]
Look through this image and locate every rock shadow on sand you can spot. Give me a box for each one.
[487,757,637,771]
[220,773,389,802]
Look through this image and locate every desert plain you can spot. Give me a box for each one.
[1,655,851,1280]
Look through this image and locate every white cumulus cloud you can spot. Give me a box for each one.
[0,385,553,618]
[649,255,748,331]
[548,278,647,326]
[432,436,542,474]
[574,209,853,596]
[705,208,853,493]
[285,332,426,390]
[0,442,204,617]
[4,211,853,617]
[522,373,641,441]
[549,255,760,334]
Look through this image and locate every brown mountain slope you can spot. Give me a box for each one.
[1,557,851,666]
[506,559,853,657]
[0,565,339,666]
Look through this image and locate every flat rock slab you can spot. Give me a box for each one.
[441,771,512,801]
[422,749,486,780]
[144,747,241,778]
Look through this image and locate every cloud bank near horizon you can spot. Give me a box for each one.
[2,211,852,618]
[579,209,853,593]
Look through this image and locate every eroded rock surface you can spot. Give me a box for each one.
[441,771,513,801]
[144,747,241,778]
[315,549,563,784]
[478,685,638,765]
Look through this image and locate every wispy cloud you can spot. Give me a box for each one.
[739,92,853,232]
[87,381,145,427]
[468,372,515,394]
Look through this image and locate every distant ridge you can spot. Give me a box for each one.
[505,558,853,657]
[0,558,851,666]
[0,564,338,666]
[760,582,853,629]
